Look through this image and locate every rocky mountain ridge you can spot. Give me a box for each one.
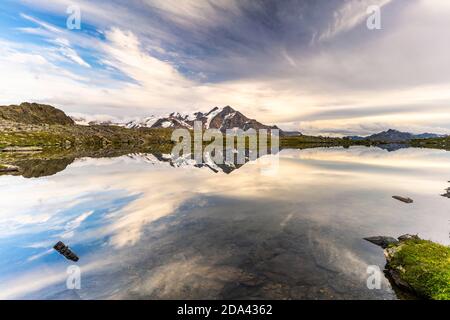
[73,105,302,136]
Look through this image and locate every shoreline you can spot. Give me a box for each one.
[365,235,450,300]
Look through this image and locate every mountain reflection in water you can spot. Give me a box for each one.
[0,146,449,299]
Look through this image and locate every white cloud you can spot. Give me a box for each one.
[317,0,392,42]
[49,38,91,68]
[2,1,450,135]
[20,13,62,34]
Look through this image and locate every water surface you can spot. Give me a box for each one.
[0,146,449,299]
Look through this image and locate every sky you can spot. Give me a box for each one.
[0,0,450,135]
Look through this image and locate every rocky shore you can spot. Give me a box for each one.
[365,235,450,300]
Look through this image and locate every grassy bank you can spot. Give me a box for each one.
[410,137,450,151]
[386,238,450,300]
[280,135,375,148]
[7,121,448,153]
[0,122,175,149]
[1,123,366,151]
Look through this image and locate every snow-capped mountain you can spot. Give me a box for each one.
[125,106,294,134]
[71,106,302,136]
[128,112,195,129]
[124,116,159,129]
[69,113,129,126]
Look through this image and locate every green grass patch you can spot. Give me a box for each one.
[0,126,177,149]
[0,131,68,147]
[388,238,450,300]
[410,137,450,151]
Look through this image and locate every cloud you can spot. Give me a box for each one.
[317,0,392,42]
[49,38,91,68]
[1,0,450,135]
[20,13,62,34]
[1,147,449,298]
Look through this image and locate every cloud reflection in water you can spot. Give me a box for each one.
[0,146,449,299]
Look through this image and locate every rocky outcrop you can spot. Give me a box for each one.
[365,234,450,300]
[0,102,75,125]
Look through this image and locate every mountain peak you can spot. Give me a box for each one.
[222,106,235,113]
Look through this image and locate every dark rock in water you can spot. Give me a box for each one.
[392,196,413,204]
[385,269,413,292]
[441,187,450,199]
[364,236,399,249]
[53,241,79,262]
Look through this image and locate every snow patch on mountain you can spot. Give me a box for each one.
[205,107,222,129]
[69,113,135,127]
[125,116,158,129]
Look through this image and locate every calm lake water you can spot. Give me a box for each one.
[0,146,449,299]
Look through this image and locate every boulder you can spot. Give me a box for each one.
[364,236,399,249]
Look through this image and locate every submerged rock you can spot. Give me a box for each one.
[364,236,399,249]
[392,196,413,203]
[53,241,79,262]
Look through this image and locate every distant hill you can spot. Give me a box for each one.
[367,129,415,142]
[0,102,75,125]
[347,129,446,142]
[414,133,445,139]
